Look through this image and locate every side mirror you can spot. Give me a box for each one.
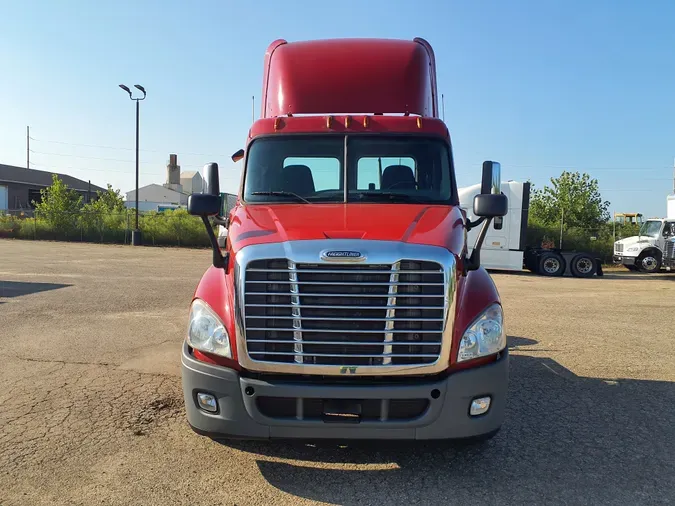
[464,160,507,273]
[481,161,501,195]
[191,162,227,270]
[473,193,508,217]
[232,149,245,163]
[187,194,221,216]
[202,163,220,196]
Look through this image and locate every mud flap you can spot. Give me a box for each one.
[596,259,604,277]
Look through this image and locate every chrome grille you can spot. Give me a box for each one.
[243,259,445,367]
[665,239,675,261]
[615,243,623,254]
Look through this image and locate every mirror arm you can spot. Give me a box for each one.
[212,214,229,226]
[466,216,486,231]
[463,217,493,274]
[201,216,229,271]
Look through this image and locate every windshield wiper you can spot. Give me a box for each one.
[355,191,428,203]
[251,191,311,204]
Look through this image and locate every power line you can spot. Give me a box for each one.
[28,149,208,171]
[29,136,228,158]
[29,162,165,176]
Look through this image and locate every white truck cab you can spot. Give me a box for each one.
[614,219,675,272]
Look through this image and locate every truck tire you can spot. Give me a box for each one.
[637,250,661,273]
[538,252,565,276]
[570,253,597,278]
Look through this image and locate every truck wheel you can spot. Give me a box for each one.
[637,252,661,273]
[570,253,597,278]
[538,252,565,276]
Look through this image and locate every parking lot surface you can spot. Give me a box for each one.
[1,239,674,505]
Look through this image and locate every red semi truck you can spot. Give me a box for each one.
[182,37,509,442]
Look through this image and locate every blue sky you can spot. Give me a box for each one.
[1,0,674,217]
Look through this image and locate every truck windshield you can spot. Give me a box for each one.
[243,135,457,205]
[639,220,662,237]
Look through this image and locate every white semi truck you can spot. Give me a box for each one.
[459,180,603,277]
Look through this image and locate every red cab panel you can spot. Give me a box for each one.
[227,203,466,258]
[261,38,438,118]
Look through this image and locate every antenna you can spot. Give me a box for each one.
[441,94,446,122]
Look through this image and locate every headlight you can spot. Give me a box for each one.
[457,303,505,362]
[626,247,639,252]
[187,299,231,358]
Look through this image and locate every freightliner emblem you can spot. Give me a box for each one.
[320,250,366,262]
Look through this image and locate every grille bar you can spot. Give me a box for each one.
[245,292,443,298]
[247,327,443,334]
[289,260,303,364]
[249,352,440,358]
[246,339,442,346]
[247,268,442,274]
[245,304,444,310]
[245,315,444,322]
[383,261,399,365]
[246,280,444,286]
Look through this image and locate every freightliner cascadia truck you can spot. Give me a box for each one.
[182,37,509,443]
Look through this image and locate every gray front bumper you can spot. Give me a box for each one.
[181,342,509,441]
[614,255,636,266]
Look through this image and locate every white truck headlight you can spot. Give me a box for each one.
[187,299,231,358]
[458,303,505,362]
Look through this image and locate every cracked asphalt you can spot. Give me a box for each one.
[1,240,674,506]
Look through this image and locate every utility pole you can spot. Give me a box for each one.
[119,84,147,246]
[26,126,30,169]
[252,96,255,122]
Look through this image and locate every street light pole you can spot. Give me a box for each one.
[135,99,140,232]
[119,84,146,246]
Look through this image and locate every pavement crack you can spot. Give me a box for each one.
[0,355,116,367]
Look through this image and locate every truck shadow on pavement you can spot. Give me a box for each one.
[0,280,71,299]
[222,335,675,504]
[601,273,675,281]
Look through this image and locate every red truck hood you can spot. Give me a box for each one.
[228,203,466,256]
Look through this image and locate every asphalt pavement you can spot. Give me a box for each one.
[1,240,674,506]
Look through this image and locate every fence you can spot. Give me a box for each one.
[1,203,639,263]
[526,221,641,264]
[0,208,212,247]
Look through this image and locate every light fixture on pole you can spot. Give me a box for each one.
[119,83,147,246]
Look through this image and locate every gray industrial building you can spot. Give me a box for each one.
[0,163,105,212]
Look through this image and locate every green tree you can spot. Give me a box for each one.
[530,171,610,228]
[33,174,83,233]
[81,184,127,241]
